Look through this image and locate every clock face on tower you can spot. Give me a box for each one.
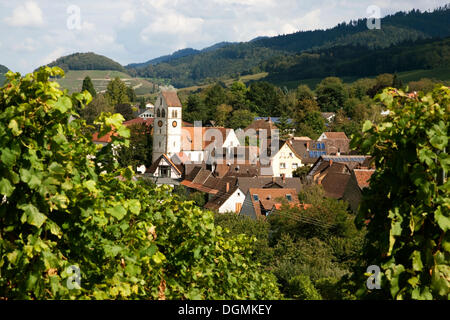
[172,121,178,128]
[158,120,163,127]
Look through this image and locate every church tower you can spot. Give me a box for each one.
[152,90,182,163]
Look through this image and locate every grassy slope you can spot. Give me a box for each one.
[54,70,157,95]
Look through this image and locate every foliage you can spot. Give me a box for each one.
[316,77,349,112]
[215,104,233,127]
[79,94,113,125]
[286,275,322,300]
[81,76,96,98]
[116,123,153,170]
[0,67,282,300]
[46,52,127,73]
[105,77,130,107]
[227,109,257,130]
[114,104,134,122]
[351,86,449,300]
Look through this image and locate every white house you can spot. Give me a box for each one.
[204,184,246,213]
[270,141,304,178]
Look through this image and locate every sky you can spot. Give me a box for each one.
[0,0,448,74]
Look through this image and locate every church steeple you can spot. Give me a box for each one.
[152,90,182,163]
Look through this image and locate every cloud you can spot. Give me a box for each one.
[121,9,136,24]
[40,47,67,66]
[4,1,44,27]
[141,12,204,38]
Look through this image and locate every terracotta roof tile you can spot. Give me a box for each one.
[322,132,349,140]
[353,169,375,189]
[161,91,182,107]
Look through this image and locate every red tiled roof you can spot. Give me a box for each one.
[322,132,349,140]
[248,188,299,218]
[161,91,182,107]
[181,127,230,151]
[353,169,375,189]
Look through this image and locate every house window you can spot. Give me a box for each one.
[289,153,293,157]
[280,163,286,169]
[159,166,171,178]
[162,109,166,118]
[157,109,161,117]
[292,163,298,169]
[253,194,259,201]
[286,194,292,202]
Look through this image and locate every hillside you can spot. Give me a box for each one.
[53,70,158,95]
[127,6,450,87]
[46,52,128,73]
[0,64,8,74]
[0,64,8,86]
[264,37,450,85]
[126,42,236,70]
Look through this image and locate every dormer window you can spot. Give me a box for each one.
[253,194,259,201]
[286,194,292,201]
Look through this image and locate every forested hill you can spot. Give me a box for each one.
[0,64,8,74]
[45,52,128,73]
[126,42,236,69]
[264,36,450,84]
[127,5,450,87]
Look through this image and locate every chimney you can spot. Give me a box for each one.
[306,142,310,151]
[329,159,333,166]
[281,173,286,184]
[337,148,341,156]
[226,182,230,193]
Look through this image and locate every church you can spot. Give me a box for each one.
[148,90,240,185]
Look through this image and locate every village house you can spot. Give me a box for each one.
[240,188,300,219]
[342,168,376,212]
[317,131,350,155]
[270,140,304,178]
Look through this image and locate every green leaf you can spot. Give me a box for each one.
[0,178,14,196]
[434,207,450,232]
[152,251,166,264]
[411,251,423,271]
[18,203,47,228]
[8,119,22,136]
[362,120,372,133]
[127,199,141,215]
[48,162,65,176]
[1,148,16,167]
[53,96,72,113]
[107,205,126,220]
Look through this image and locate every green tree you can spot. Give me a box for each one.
[115,103,134,121]
[351,86,449,300]
[80,94,113,125]
[0,67,282,300]
[81,76,96,98]
[296,84,315,101]
[215,104,233,127]
[117,123,153,169]
[228,109,256,130]
[316,77,349,112]
[105,77,130,106]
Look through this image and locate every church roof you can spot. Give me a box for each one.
[161,91,182,107]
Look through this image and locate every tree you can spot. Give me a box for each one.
[351,86,449,300]
[296,84,314,101]
[117,123,153,169]
[316,77,349,112]
[81,76,96,98]
[0,67,282,300]
[293,98,325,140]
[215,104,233,127]
[228,109,256,130]
[183,94,210,125]
[105,77,130,106]
[247,82,282,116]
[115,103,134,121]
[80,94,113,125]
